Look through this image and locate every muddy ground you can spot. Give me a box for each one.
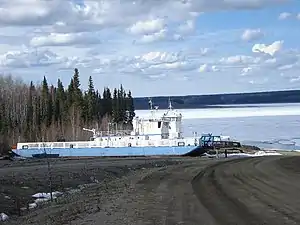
[1,155,300,224]
[0,157,183,217]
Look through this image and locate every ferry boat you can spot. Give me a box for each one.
[13,99,230,158]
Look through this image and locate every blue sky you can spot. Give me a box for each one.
[0,0,299,97]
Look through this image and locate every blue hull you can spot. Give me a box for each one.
[12,146,196,158]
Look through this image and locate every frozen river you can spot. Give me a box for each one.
[136,103,300,150]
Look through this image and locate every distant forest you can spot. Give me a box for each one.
[0,68,135,147]
[134,90,300,109]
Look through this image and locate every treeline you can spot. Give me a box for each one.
[0,68,135,146]
[134,90,300,109]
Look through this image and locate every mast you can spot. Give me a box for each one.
[148,97,156,119]
[168,97,173,110]
[148,97,153,110]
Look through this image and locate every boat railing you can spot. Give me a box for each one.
[94,129,134,137]
[200,140,241,148]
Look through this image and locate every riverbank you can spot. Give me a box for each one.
[2,154,300,224]
[0,157,183,222]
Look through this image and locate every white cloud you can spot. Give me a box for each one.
[90,51,192,76]
[127,18,168,43]
[139,29,167,43]
[241,29,264,42]
[0,48,77,68]
[0,0,63,26]
[173,34,184,41]
[200,48,210,56]
[278,64,294,70]
[252,41,283,56]
[150,61,187,69]
[198,64,209,72]
[198,64,219,72]
[30,32,100,47]
[128,18,165,35]
[138,51,182,64]
[290,76,300,82]
[177,20,195,34]
[278,12,292,20]
[136,51,189,71]
[0,0,289,29]
[220,55,260,65]
[241,67,253,76]
[0,0,299,96]
[278,12,300,20]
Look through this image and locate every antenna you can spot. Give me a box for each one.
[168,97,173,110]
[148,97,153,110]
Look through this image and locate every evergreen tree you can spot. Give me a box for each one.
[118,84,126,122]
[126,90,135,122]
[67,78,74,106]
[72,68,82,106]
[53,79,65,125]
[112,88,119,123]
[86,76,96,122]
[95,90,103,119]
[102,87,112,116]
[41,76,52,127]
[0,68,135,144]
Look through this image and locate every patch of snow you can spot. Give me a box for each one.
[227,153,253,158]
[211,151,282,159]
[28,191,63,209]
[0,212,9,221]
[227,151,282,158]
[28,203,37,209]
[32,191,62,199]
[27,182,101,212]
[4,195,10,200]
[253,150,282,156]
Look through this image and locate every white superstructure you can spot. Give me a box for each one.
[17,98,200,150]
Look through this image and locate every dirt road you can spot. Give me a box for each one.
[3,156,300,225]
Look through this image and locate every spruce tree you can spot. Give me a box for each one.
[72,68,82,107]
[87,76,96,123]
[102,87,112,117]
[0,69,135,144]
[54,79,66,125]
[112,88,119,123]
[126,90,135,123]
[118,85,126,122]
[41,76,52,127]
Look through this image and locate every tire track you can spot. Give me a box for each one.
[230,161,299,224]
[192,156,300,225]
[192,160,262,225]
[134,161,216,225]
